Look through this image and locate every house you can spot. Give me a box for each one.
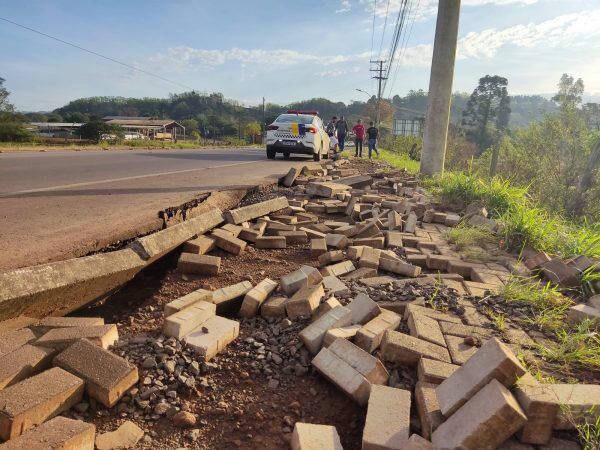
[392,107,425,137]
[101,116,186,141]
[29,122,83,138]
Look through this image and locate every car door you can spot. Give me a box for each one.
[315,117,329,154]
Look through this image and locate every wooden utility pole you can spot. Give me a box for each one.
[370,60,387,129]
[420,0,461,175]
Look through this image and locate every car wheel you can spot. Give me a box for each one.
[323,144,329,159]
[283,152,290,160]
[266,147,276,159]
[313,151,322,162]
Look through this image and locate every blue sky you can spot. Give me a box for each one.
[1,0,599,111]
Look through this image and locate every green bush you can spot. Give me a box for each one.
[0,122,32,142]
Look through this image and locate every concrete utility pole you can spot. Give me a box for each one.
[420,0,461,175]
[370,60,387,129]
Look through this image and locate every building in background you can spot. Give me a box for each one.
[29,122,83,138]
[102,116,185,141]
[392,107,425,137]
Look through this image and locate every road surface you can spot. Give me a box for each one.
[0,147,313,271]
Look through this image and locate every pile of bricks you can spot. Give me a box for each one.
[0,315,141,448]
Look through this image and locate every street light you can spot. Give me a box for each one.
[355,88,372,97]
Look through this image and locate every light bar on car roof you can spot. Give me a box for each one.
[286,110,319,115]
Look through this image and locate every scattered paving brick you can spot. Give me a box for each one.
[53,338,138,407]
[0,416,95,450]
[291,422,343,450]
[255,235,287,249]
[177,253,221,275]
[514,374,560,445]
[163,300,216,339]
[0,316,37,335]
[417,357,460,385]
[163,288,212,316]
[444,334,479,365]
[322,275,350,296]
[209,280,253,311]
[380,330,452,366]
[347,292,381,325]
[321,260,356,277]
[0,328,37,358]
[239,278,278,318]
[286,283,325,319]
[280,265,323,296]
[0,367,84,440]
[34,325,118,351]
[260,296,289,318]
[310,238,327,257]
[299,306,352,354]
[184,315,239,361]
[403,433,438,449]
[328,338,389,385]
[436,337,526,416]
[432,379,527,450]
[362,385,410,450]
[543,383,600,430]
[355,309,402,353]
[211,228,247,255]
[0,344,55,390]
[407,311,446,347]
[415,381,444,440]
[182,235,216,254]
[323,324,362,347]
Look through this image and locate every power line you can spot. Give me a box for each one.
[381,0,410,94]
[387,0,420,97]
[377,0,391,60]
[0,16,195,91]
[369,0,378,93]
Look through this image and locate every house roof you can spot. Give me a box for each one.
[105,118,181,127]
[30,122,84,127]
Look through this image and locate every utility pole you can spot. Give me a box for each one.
[262,97,266,135]
[420,0,461,175]
[370,60,387,129]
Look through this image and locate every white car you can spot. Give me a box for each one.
[265,111,330,161]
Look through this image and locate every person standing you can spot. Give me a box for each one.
[326,116,337,137]
[352,119,365,157]
[366,121,379,159]
[335,116,349,151]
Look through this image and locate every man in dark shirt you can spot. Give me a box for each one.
[366,122,379,159]
[335,116,349,151]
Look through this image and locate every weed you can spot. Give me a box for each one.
[537,320,600,371]
[575,410,600,450]
[485,307,507,330]
[444,224,496,251]
[377,148,420,173]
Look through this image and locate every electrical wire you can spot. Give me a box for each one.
[369,0,378,93]
[381,0,410,94]
[387,0,420,97]
[377,0,391,60]
[0,16,195,91]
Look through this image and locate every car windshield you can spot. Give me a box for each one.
[275,114,314,125]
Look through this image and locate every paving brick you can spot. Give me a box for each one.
[524,251,552,270]
[0,344,55,390]
[447,260,486,279]
[436,337,526,417]
[426,254,451,271]
[404,212,418,233]
[239,278,278,318]
[322,275,350,296]
[363,385,410,450]
[566,304,600,328]
[35,325,118,351]
[415,381,443,440]
[0,367,84,440]
[225,196,289,224]
[311,346,371,405]
[358,246,381,269]
[341,267,378,281]
[282,167,299,187]
[444,335,479,365]
[587,294,600,310]
[31,317,105,336]
[328,338,389,384]
[417,358,460,385]
[313,297,342,321]
[266,220,296,232]
[540,258,580,288]
[354,222,380,239]
[544,383,600,430]
[323,324,362,347]
[0,316,37,335]
[164,301,216,339]
[498,438,535,450]
[432,379,527,450]
[381,331,451,366]
[260,296,289,318]
[53,338,138,407]
[0,328,36,358]
[325,233,349,249]
[379,258,421,277]
[403,434,438,450]
[360,276,396,287]
[353,236,385,248]
[310,238,327,257]
[355,310,402,353]
[238,227,262,243]
[164,289,212,316]
[211,228,247,255]
[514,375,560,445]
[177,253,221,275]
[286,283,325,319]
[403,304,462,324]
[321,260,356,277]
[210,281,253,311]
[183,235,216,254]
[306,181,350,198]
[300,306,352,354]
[408,312,446,347]
[256,236,287,249]
[95,420,144,450]
[0,416,95,450]
[278,230,308,245]
[319,250,345,266]
[185,315,239,361]
[281,265,323,296]
[347,293,381,325]
[291,422,343,450]
[437,320,492,340]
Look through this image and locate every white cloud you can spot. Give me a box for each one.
[336,0,352,13]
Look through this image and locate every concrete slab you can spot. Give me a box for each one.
[53,338,138,407]
[225,196,289,224]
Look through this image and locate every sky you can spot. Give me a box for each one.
[1,0,599,111]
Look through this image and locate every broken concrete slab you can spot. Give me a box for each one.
[164,301,216,339]
[0,328,37,358]
[0,344,55,390]
[34,324,118,351]
[185,315,239,361]
[0,416,95,450]
[347,293,381,325]
[239,278,278,318]
[355,309,402,353]
[225,196,289,224]
[164,289,213,317]
[131,208,224,262]
[431,379,527,450]
[177,253,221,276]
[417,358,460,385]
[436,337,526,417]
[53,338,138,407]
[286,284,325,319]
[0,367,84,440]
[415,381,443,440]
[95,420,144,450]
[300,306,352,354]
[380,330,452,366]
[311,346,371,405]
[291,422,343,450]
[363,385,410,450]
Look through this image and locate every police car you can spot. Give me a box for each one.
[265,110,330,161]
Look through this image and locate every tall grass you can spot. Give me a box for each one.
[377,149,420,173]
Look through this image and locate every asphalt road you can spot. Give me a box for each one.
[0,147,313,271]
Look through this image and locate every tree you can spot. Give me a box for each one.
[461,75,511,154]
[364,99,394,128]
[0,77,14,113]
[244,121,261,143]
[181,118,199,133]
[78,120,123,143]
[552,74,584,110]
